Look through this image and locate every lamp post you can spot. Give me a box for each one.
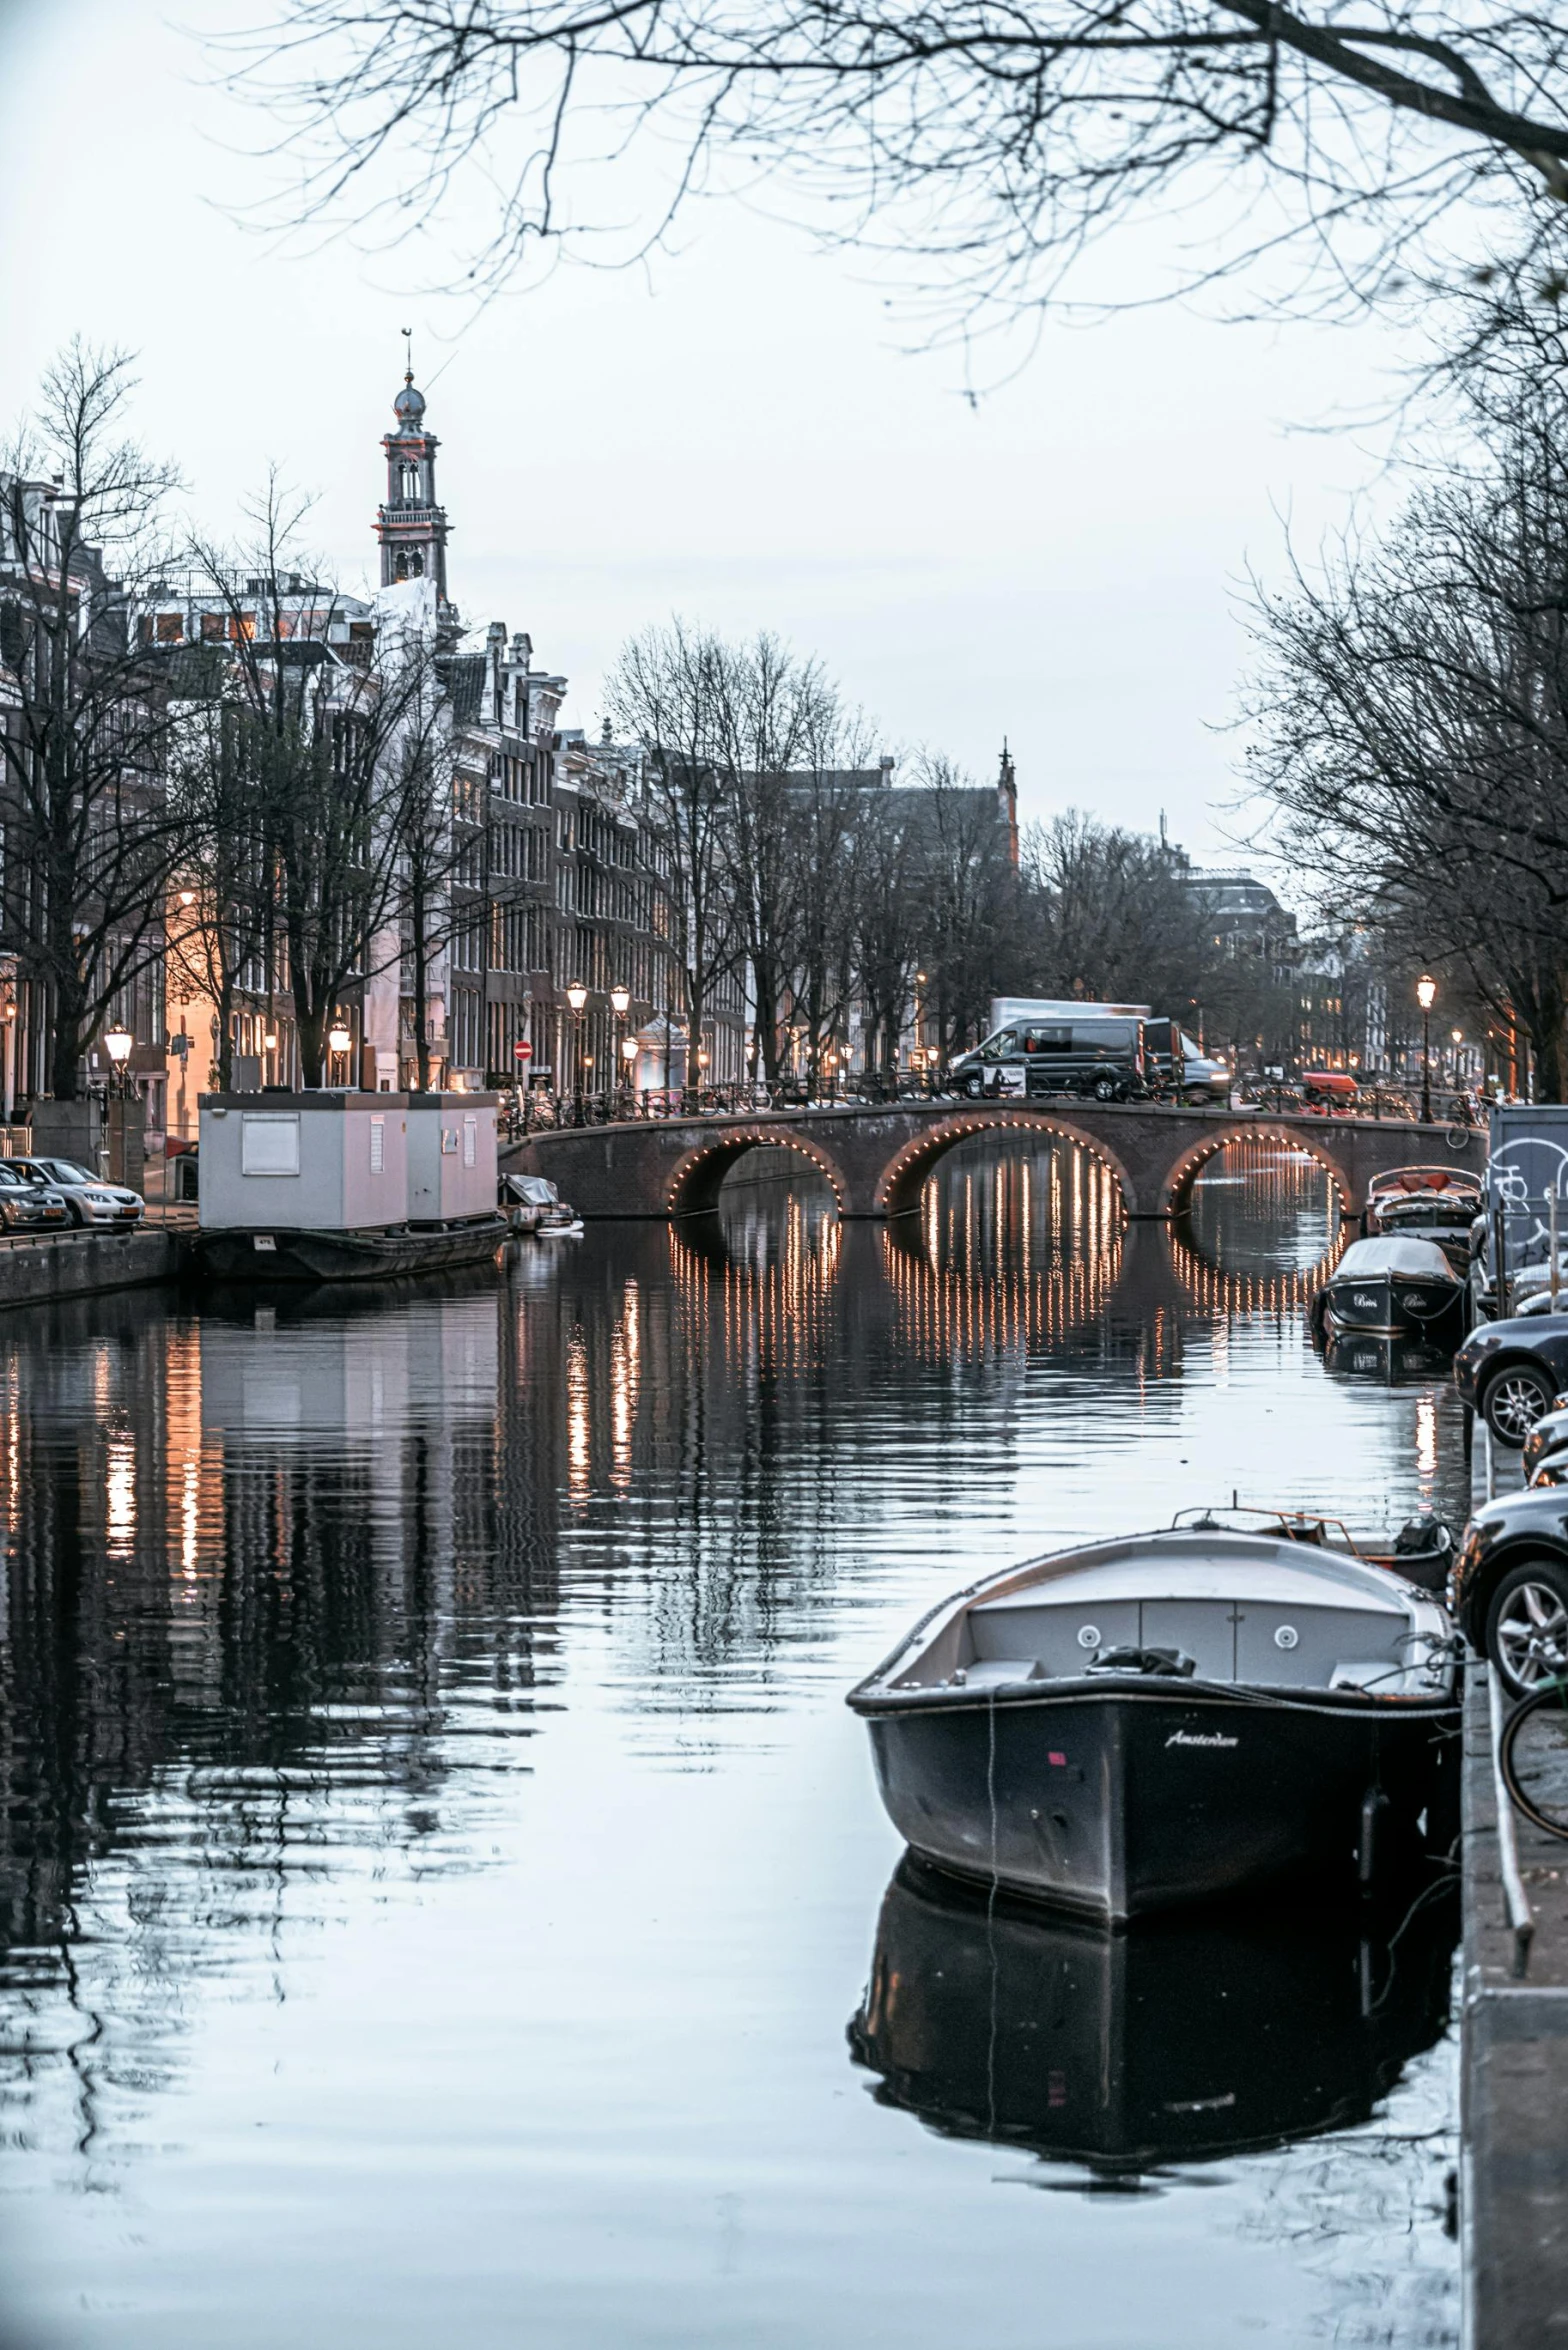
[0,985,15,1130]
[565,982,588,1119]
[105,1025,133,1186]
[328,1019,352,1088]
[610,983,630,1110]
[1416,975,1436,1125]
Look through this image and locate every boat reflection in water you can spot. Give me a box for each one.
[849,1855,1457,2177]
[1321,1331,1456,1386]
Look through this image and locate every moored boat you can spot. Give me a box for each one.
[1310,1234,1465,1341]
[199,1215,507,1283]
[846,1518,1459,1921]
[1362,1165,1483,1270]
[501,1173,581,1235]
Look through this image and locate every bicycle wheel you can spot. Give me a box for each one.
[1500,1677,1568,1839]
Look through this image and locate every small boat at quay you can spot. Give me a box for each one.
[848,1854,1457,2174]
[1362,1165,1483,1271]
[846,1516,1459,1922]
[1309,1235,1466,1342]
[501,1173,582,1236]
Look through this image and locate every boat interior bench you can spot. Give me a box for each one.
[895,1541,1425,1695]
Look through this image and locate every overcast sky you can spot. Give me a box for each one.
[0,0,1415,863]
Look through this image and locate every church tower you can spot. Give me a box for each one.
[375,347,452,604]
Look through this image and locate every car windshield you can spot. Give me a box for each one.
[42,1161,94,1184]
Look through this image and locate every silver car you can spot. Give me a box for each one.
[0,1163,71,1232]
[13,1156,144,1227]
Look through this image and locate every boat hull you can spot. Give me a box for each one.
[197,1217,506,1285]
[855,1678,1458,1920]
[1318,1269,1464,1339]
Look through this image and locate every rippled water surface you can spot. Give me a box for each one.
[0,1139,1465,2347]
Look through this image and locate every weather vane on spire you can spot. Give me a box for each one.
[402,326,414,385]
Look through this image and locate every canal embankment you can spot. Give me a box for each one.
[1462,1652,1568,2347]
[0,1224,191,1309]
[1459,1426,1568,2349]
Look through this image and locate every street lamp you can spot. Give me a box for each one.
[104,1026,134,1185]
[565,982,588,1114]
[328,1019,352,1087]
[609,983,631,1107]
[1416,974,1436,1124]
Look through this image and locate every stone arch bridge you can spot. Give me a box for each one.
[503,1101,1485,1222]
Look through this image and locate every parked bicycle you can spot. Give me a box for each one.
[1499,1672,1568,1840]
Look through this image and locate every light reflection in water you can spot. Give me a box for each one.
[0,1135,1464,2350]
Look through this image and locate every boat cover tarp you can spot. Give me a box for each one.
[1333,1236,1459,1280]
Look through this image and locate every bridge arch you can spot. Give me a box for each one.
[1163,1125,1352,1221]
[665,1124,850,1218]
[874,1109,1137,1219]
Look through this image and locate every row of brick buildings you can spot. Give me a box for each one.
[0,356,1014,1154]
[144,366,748,1149]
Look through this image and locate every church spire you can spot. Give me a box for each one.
[375,343,452,604]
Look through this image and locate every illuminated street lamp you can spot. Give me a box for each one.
[105,1025,133,1080]
[1416,975,1437,1124]
[609,984,630,1017]
[564,982,588,1110]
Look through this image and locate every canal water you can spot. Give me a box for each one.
[0,1138,1467,2348]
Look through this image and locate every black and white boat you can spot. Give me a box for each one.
[848,1855,1456,2173]
[1310,1235,1466,1342]
[846,1519,1459,1921]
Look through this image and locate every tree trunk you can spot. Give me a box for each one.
[49,972,85,1101]
[215,971,236,1092]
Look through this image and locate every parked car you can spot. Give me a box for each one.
[1453,1314,1568,1445]
[1522,1400,1568,1480]
[1451,1489,1568,1693]
[10,1155,144,1228]
[0,1164,70,1233]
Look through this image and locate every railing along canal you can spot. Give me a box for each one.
[502,1075,1484,1142]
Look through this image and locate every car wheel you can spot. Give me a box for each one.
[964,1074,983,1099]
[66,1201,89,1227]
[1487,1558,1568,1697]
[1092,1075,1117,1102]
[1482,1362,1558,1447]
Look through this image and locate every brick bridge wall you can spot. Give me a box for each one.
[503,1102,1486,1221]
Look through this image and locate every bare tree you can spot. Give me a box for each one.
[1245,363,1568,1096]
[165,651,277,1093]
[181,486,432,1089]
[910,753,1018,1058]
[0,343,186,1101]
[233,1,1568,332]
[608,620,744,1084]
